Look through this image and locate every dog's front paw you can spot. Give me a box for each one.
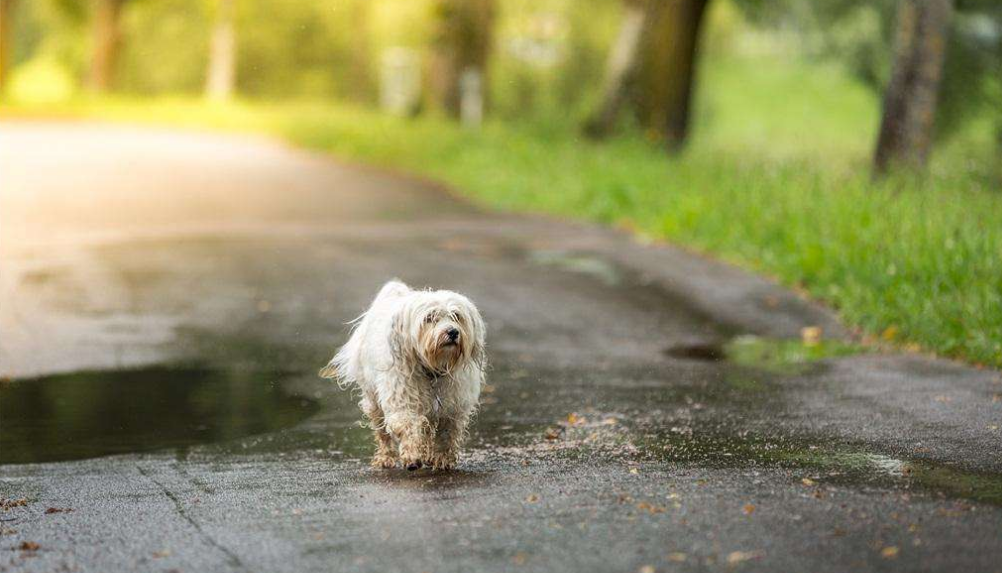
[426,452,457,471]
[371,454,398,469]
[400,456,423,471]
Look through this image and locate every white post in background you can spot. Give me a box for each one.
[205,0,236,101]
[379,47,421,117]
[459,67,482,127]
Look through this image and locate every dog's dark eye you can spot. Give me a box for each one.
[424,314,436,324]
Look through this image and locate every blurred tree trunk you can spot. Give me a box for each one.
[205,0,236,101]
[635,0,709,151]
[0,0,16,91]
[88,0,125,93]
[584,0,710,151]
[584,0,649,138]
[430,0,495,118]
[874,0,954,174]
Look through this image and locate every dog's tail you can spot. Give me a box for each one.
[373,278,410,303]
[319,314,367,386]
[318,359,338,380]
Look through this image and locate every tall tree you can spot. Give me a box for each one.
[88,0,126,93]
[0,0,16,91]
[635,0,709,149]
[584,0,649,137]
[205,0,236,100]
[874,0,954,173]
[585,0,711,151]
[430,0,495,118]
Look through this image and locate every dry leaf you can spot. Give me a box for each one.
[525,494,540,503]
[18,541,40,551]
[801,326,822,346]
[880,546,900,559]
[742,503,756,515]
[667,552,687,562]
[801,478,816,487]
[638,566,655,573]
[0,498,28,510]
[726,551,762,564]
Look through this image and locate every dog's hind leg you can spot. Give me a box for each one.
[363,397,397,469]
[428,413,469,470]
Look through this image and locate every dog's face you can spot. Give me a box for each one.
[392,291,486,375]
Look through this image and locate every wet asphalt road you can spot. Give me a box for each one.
[1,122,1000,573]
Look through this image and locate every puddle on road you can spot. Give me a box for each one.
[476,361,1002,508]
[636,430,1002,506]
[663,335,868,372]
[528,250,622,286]
[0,367,319,464]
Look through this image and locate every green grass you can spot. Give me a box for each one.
[2,54,1000,368]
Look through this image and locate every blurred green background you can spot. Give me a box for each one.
[1,0,1000,366]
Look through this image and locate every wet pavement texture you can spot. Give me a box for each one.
[1,122,1001,573]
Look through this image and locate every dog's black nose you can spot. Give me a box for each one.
[446,328,460,341]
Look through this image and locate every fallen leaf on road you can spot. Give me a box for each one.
[801,326,822,346]
[525,494,540,503]
[880,546,899,559]
[667,552,687,562]
[742,503,756,515]
[44,507,72,514]
[726,550,763,565]
[0,498,28,510]
[801,478,816,487]
[152,550,171,558]
[543,427,562,440]
[636,502,666,514]
[638,566,655,573]
[18,542,40,552]
[629,468,639,475]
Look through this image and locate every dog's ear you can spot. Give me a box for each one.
[464,302,488,372]
[389,304,418,372]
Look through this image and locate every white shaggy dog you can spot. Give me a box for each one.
[320,280,487,471]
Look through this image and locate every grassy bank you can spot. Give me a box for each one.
[2,58,999,368]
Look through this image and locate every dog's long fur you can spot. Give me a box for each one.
[320,280,487,470]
